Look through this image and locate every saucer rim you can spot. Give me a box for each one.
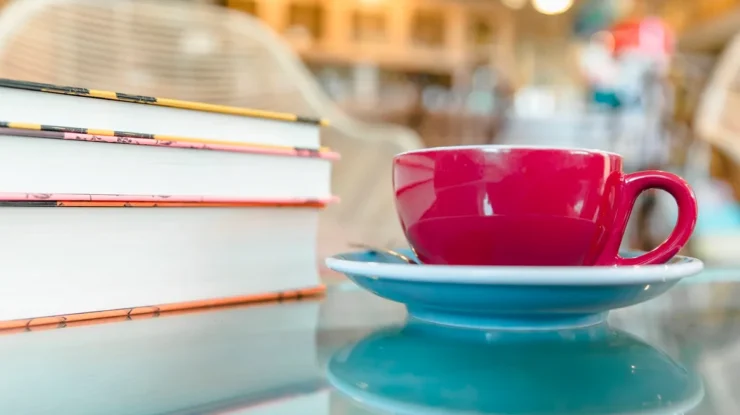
[325,250,704,286]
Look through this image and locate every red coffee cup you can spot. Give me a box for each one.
[393,146,697,266]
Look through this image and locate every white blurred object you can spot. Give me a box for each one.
[615,50,655,102]
[532,0,574,15]
[513,87,557,118]
[578,37,619,88]
[353,63,379,107]
[0,0,424,254]
[422,85,450,111]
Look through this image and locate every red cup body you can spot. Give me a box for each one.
[393,146,697,266]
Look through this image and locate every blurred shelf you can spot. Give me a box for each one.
[678,7,740,53]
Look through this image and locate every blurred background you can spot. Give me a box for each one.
[1,0,739,270]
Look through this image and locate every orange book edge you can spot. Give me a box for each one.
[0,285,325,334]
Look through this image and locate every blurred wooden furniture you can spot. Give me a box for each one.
[0,0,425,258]
[695,32,740,202]
[678,5,740,54]
[687,32,740,262]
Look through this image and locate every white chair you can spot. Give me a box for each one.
[692,32,740,265]
[0,0,424,260]
[695,32,740,159]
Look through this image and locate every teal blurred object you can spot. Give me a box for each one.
[328,321,703,415]
[696,202,740,235]
[591,88,622,108]
[573,0,618,38]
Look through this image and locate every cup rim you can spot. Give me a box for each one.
[395,145,621,159]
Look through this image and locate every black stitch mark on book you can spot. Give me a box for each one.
[113,131,155,139]
[0,78,90,95]
[293,147,321,157]
[40,125,88,134]
[295,115,322,125]
[0,201,58,207]
[115,92,157,103]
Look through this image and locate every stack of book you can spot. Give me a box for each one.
[0,78,337,327]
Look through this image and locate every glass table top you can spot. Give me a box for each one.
[2,274,740,415]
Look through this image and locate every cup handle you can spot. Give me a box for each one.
[594,171,698,266]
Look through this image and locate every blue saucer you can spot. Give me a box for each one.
[325,249,704,330]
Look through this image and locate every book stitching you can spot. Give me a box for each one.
[0,286,325,332]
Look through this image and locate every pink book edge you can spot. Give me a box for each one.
[0,127,340,161]
[0,192,340,204]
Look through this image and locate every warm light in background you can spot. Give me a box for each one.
[501,0,527,10]
[532,0,574,15]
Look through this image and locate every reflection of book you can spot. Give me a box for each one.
[0,300,324,415]
[169,390,330,415]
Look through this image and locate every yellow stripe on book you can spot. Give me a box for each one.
[87,90,118,100]
[86,90,330,126]
[86,128,116,136]
[6,122,42,130]
[2,78,329,125]
[2,122,332,153]
[154,97,310,124]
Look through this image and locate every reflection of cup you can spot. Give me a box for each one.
[328,321,703,415]
[393,146,697,266]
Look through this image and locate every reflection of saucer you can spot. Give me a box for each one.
[326,249,704,330]
[327,322,704,415]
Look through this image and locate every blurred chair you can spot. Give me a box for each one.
[695,32,740,188]
[0,0,424,259]
[692,32,740,264]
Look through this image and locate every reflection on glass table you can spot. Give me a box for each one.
[328,321,702,415]
[0,275,739,414]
